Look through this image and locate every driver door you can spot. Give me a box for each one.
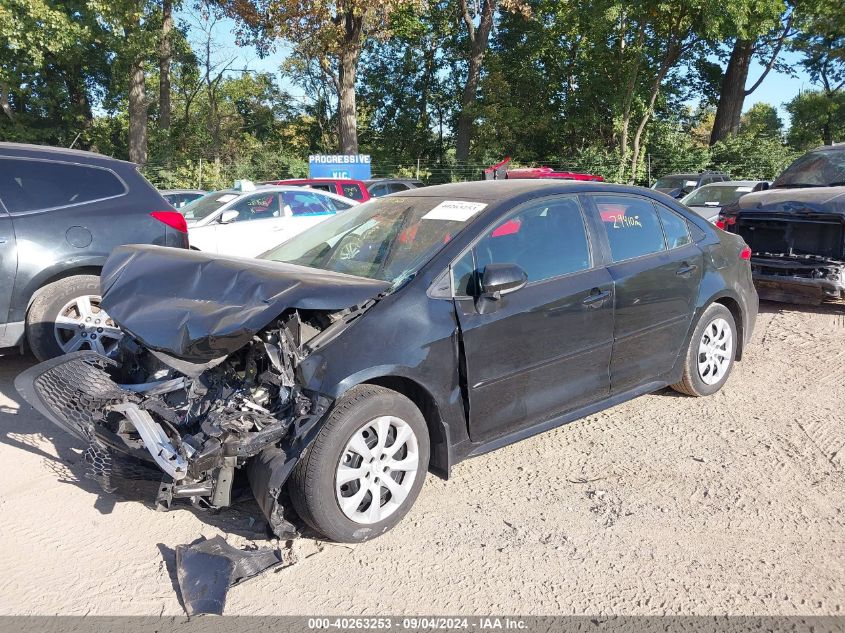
[452,195,615,443]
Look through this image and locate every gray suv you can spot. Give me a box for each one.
[0,143,188,360]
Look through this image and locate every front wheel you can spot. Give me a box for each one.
[288,385,430,543]
[671,303,737,397]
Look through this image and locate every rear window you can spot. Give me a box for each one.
[0,158,126,214]
[342,183,366,200]
[595,195,666,262]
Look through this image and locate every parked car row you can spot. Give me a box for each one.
[16,178,759,544]
[5,137,843,549]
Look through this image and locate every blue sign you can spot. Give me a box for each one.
[309,154,372,180]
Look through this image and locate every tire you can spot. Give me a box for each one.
[671,303,737,397]
[26,275,122,361]
[288,384,430,543]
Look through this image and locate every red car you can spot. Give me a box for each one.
[483,157,604,182]
[263,178,372,202]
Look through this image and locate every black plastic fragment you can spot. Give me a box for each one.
[175,535,286,616]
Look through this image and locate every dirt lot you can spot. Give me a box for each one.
[0,301,842,616]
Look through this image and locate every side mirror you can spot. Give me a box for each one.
[220,209,240,224]
[481,263,528,300]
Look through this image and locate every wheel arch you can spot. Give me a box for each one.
[24,265,104,312]
[362,375,452,480]
[711,295,744,360]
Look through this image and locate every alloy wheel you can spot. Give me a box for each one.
[697,317,733,385]
[53,295,123,356]
[335,415,420,524]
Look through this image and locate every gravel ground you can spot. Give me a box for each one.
[0,301,842,616]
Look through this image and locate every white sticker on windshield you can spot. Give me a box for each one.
[217,194,238,203]
[685,180,698,187]
[736,186,753,192]
[422,200,487,222]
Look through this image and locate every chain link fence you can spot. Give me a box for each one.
[141,151,795,192]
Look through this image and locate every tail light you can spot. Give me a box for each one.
[150,211,188,233]
[740,246,752,260]
[715,214,736,230]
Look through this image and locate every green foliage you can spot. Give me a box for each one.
[785,89,845,149]
[709,133,798,179]
[0,0,838,190]
[740,102,784,138]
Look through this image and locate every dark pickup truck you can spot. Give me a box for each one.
[718,144,845,305]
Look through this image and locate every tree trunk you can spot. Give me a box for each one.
[630,45,680,181]
[455,0,496,163]
[455,51,484,163]
[709,39,754,145]
[128,58,148,165]
[159,0,173,131]
[0,83,14,121]
[337,45,359,154]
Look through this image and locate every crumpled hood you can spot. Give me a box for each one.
[730,186,845,216]
[100,245,390,362]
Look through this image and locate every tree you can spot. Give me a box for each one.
[786,89,845,149]
[740,102,783,138]
[159,0,175,131]
[215,0,411,154]
[453,0,529,162]
[709,1,793,145]
[792,0,844,144]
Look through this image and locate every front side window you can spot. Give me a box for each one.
[342,183,366,200]
[0,158,126,214]
[227,193,280,222]
[282,191,339,216]
[595,195,666,262]
[452,195,592,295]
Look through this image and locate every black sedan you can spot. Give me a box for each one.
[17,181,758,543]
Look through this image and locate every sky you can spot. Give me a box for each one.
[181,12,818,127]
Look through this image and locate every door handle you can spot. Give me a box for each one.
[0,237,7,244]
[582,288,611,308]
[676,263,698,277]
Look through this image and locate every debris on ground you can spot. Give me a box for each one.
[174,535,296,615]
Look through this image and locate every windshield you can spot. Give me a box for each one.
[260,197,483,284]
[653,176,694,190]
[774,149,845,188]
[682,184,752,207]
[179,191,240,222]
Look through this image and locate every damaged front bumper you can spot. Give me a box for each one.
[751,253,845,305]
[15,344,332,538]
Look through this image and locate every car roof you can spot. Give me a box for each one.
[211,185,359,200]
[393,179,653,202]
[698,180,763,187]
[811,143,845,153]
[0,142,134,166]
[274,178,365,184]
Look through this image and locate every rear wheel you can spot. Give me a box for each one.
[26,275,123,361]
[671,303,736,397]
[288,385,430,543]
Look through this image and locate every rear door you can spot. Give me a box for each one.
[453,194,614,443]
[0,206,16,333]
[587,194,703,393]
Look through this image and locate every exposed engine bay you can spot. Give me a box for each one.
[16,309,338,538]
[732,214,845,304]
